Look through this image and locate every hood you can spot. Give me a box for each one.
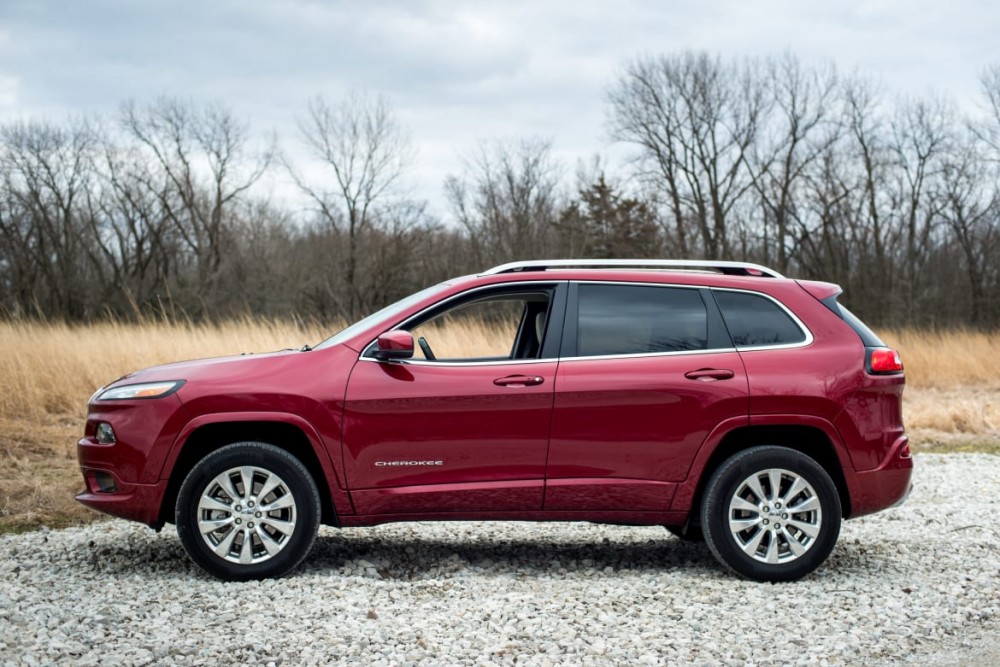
[107,348,309,388]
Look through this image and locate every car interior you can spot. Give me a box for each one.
[403,291,553,362]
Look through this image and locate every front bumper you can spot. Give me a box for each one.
[75,393,188,527]
[76,466,168,527]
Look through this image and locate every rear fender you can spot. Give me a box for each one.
[670,414,859,516]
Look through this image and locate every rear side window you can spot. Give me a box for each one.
[713,290,807,348]
[576,284,708,356]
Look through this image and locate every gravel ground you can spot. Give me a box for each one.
[1,453,999,666]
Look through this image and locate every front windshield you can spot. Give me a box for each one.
[312,283,452,350]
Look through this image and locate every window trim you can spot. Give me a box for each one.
[358,281,568,366]
[356,279,813,367]
[709,287,814,352]
[561,280,732,362]
[558,346,740,363]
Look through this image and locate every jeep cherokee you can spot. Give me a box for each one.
[77,259,912,582]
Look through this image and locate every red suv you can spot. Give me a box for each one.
[77,260,912,582]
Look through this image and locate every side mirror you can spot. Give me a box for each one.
[373,330,414,361]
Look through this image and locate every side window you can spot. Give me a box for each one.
[408,292,551,361]
[713,290,807,348]
[576,284,708,357]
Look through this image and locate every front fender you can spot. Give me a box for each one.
[161,411,352,516]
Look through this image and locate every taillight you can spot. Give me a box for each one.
[868,347,904,374]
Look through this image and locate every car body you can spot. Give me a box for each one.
[77,259,912,581]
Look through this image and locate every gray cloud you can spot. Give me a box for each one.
[1,0,997,212]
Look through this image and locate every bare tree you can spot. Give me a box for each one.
[121,98,272,309]
[2,58,1000,328]
[889,95,953,319]
[973,63,1000,159]
[82,137,178,313]
[839,76,899,306]
[290,92,414,317]
[797,146,855,284]
[445,138,562,266]
[941,66,1000,325]
[940,141,999,324]
[748,54,840,272]
[0,119,99,317]
[608,51,769,259]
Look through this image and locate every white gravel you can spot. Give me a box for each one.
[1,453,999,666]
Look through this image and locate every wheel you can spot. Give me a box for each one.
[700,446,841,582]
[666,524,704,542]
[175,442,321,581]
[418,336,436,360]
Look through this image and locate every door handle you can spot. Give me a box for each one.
[684,368,735,381]
[493,374,545,387]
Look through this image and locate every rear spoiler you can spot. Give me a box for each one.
[796,279,842,301]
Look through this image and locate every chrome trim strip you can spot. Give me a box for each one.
[360,348,741,367]
[358,356,555,367]
[557,347,739,363]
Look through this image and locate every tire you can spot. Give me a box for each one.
[700,446,841,582]
[176,442,321,581]
[665,524,704,542]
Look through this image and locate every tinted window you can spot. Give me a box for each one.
[714,290,806,347]
[577,284,708,356]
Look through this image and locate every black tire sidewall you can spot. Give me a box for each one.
[175,441,321,581]
[701,446,842,582]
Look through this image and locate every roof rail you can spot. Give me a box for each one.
[480,259,785,278]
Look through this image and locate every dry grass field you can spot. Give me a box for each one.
[0,318,327,533]
[0,319,997,533]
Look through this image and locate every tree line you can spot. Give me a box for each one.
[1,51,998,327]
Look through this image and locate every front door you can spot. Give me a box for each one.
[343,283,565,515]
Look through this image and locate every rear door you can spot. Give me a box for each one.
[545,282,749,511]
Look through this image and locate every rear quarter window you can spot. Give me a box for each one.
[713,290,807,348]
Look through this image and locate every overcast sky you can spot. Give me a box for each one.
[1,0,998,214]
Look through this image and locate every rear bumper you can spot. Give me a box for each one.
[76,466,168,527]
[847,434,913,518]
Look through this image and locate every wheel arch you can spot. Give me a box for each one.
[672,421,854,524]
[159,416,344,527]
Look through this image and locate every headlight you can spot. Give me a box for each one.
[97,381,185,401]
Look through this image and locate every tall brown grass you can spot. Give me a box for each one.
[0,319,996,531]
[0,320,997,422]
[880,328,1000,389]
[0,318,330,420]
[0,318,328,530]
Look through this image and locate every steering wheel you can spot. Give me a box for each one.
[417,336,436,360]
